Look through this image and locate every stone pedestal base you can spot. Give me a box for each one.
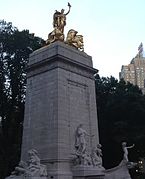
[6,177,47,179]
[72,166,105,179]
[47,170,73,179]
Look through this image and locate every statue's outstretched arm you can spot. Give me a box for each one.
[65,2,71,15]
[127,144,135,149]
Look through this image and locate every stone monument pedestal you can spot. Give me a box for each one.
[19,41,103,179]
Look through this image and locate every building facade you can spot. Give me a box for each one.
[120,43,145,94]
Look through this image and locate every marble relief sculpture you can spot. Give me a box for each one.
[122,142,135,162]
[6,149,47,178]
[91,144,103,168]
[73,124,103,168]
[75,124,88,155]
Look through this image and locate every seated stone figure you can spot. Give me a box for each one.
[91,144,103,168]
[6,149,47,178]
[26,149,47,177]
[74,151,92,166]
[7,161,28,178]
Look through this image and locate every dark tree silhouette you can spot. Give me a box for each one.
[95,74,145,171]
[0,20,45,179]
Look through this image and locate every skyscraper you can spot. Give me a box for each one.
[120,43,145,94]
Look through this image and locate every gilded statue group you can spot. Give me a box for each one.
[46,3,84,51]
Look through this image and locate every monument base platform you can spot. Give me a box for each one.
[72,166,105,179]
[6,177,47,179]
[47,170,73,179]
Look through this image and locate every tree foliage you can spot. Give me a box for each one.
[95,74,145,170]
[0,20,45,179]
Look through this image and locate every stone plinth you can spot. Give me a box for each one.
[72,166,105,179]
[21,41,100,179]
[6,177,47,179]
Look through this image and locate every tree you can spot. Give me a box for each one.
[0,20,45,179]
[95,74,145,170]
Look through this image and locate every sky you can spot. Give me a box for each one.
[1,0,145,79]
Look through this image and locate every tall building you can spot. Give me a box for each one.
[120,43,145,94]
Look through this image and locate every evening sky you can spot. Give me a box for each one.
[1,0,145,78]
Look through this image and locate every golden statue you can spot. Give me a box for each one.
[53,2,71,33]
[66,29,84,51]
[46,27,64,45]
[46,3,84,51]
[46,3,71,45]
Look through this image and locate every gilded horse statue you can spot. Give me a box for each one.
[66,29,84,51]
